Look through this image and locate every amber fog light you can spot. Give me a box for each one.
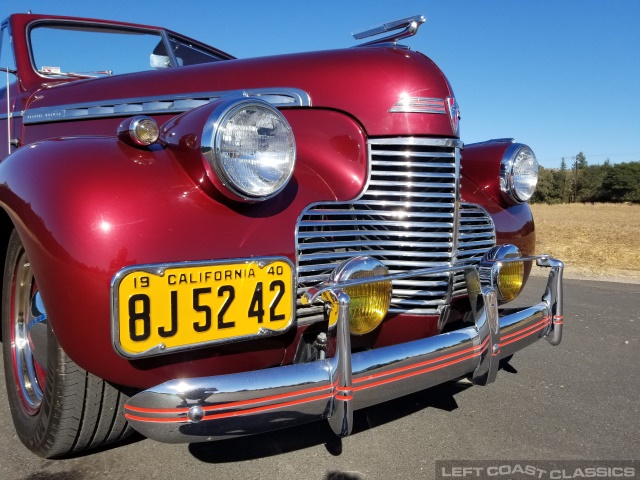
[479,244,525,303]
[497,260,524,302]
[117,116,159,146]
[323,256,392,335]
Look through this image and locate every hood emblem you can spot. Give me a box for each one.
[389,96,446,114]
[446,97,460,136]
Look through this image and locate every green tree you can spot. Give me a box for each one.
[600,162,640,203]
[553,157,570,203]
[570,152,588,202]
[531,165,557,203]
[576,165,606,202]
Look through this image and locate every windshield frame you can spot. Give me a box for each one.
[26,19,234,81]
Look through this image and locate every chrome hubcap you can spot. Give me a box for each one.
[11,251,48,415]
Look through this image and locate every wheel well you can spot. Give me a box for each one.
[0,208,14,342]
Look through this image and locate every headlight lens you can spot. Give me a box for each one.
[204,98,296,201]
[500,144,538,203]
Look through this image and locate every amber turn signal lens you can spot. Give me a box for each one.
[131,117,160,145]
[117,116,159,146]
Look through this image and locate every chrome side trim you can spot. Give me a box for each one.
[0,111,22,121]
[22,87,312,124]
[124,254,563,443]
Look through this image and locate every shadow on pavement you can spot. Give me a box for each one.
[188,380,472,463]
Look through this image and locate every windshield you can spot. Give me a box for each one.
[29,22,226,79]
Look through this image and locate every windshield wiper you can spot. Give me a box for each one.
[39,70,113,79]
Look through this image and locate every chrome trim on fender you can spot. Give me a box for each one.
[124,254,564,443]
[22,87,311,125]
[0,112,22,121]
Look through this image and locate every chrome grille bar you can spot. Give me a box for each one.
[453,203,496,295]
[295,138,495,324]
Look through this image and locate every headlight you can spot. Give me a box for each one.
[500,144,538,203]
[202,98,296,201]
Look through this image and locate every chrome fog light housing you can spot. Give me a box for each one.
[202,98,296,201]
[323,256,392,335]
[500,144,538,203]
[479,244,525,303]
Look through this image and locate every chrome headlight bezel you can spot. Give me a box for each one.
[499,143,538,204]
[202,97,296,202]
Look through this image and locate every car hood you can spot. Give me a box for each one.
[25,47,457,137]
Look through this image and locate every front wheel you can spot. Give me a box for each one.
[2,230,133,458]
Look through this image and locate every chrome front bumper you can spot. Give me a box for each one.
[124,255,563,443]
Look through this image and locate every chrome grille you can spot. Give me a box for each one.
[453,204,496,295]
[295,138,494,324]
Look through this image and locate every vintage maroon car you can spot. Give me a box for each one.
[0,13,564,458]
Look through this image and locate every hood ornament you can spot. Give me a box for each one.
[353,15,426,48]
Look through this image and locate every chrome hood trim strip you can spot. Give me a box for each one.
[389,96,446,114]
[22,87,311,124]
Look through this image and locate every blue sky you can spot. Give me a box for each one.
[2,0,639,168]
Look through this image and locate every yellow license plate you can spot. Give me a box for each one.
[113,258,294,358]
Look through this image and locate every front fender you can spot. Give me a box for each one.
[461,139,514,207]
[0,109,368,388]
[461,171,535,283]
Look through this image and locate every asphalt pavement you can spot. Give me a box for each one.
[0,277,638,479]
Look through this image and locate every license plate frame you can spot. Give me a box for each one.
[111,257,295,359]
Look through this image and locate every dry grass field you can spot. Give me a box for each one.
[530,203,640,282]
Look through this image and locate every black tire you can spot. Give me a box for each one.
[2,229,133,458]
